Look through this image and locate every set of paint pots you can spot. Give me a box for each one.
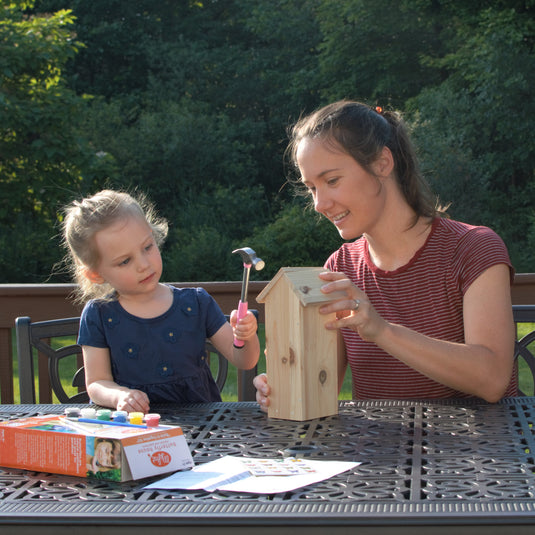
[64,407,161,428]
[123,411,161,427]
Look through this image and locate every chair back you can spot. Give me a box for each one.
[204,339,228,392]
[16,313,258,404]
[16,316,88,404]
[513,305,535,396]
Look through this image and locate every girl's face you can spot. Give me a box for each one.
[90,215,163,298]
[296,137,387,240]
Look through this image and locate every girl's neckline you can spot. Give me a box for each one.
[116,283,175,320]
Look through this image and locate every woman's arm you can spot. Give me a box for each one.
[82,345,150,412]
[319,264,515,402]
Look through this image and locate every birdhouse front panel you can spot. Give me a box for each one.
[299,305,339,419]
[264,285,301,420]
[258,267,341,421]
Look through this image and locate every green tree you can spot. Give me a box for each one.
[408,5,535,271]
[244,201,345,279]
[5,0,533,283]
[0,0,112,281]
[50,0,324,280]
[315,0,447,106]
[35,0,194,97]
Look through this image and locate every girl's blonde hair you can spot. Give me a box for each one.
[62,189,168,302]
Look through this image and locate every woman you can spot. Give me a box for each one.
[255,100,516,406]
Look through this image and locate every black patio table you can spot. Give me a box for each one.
[0,398,535,534]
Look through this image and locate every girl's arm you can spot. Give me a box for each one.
[210,310,260,370]
[319,264,515,402]
[82,345,150,413]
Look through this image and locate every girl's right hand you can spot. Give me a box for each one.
[116,389,150,413]
[253,373,270,412]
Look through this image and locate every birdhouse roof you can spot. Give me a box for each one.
[256,267,346,307]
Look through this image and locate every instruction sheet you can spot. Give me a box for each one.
[144,455,359,494]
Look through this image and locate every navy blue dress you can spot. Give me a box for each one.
[78,286,226,403]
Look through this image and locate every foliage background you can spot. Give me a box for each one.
[1,0,534,283]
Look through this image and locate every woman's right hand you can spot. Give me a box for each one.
[253,373,270,412]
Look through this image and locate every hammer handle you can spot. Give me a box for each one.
[233,300,248,348]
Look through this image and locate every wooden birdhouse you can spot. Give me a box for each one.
[256,267,344,421]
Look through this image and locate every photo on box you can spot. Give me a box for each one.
[86,437,122,481]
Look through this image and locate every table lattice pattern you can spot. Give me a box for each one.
[1,399,535,533]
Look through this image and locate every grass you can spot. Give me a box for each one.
[11,323,533,403]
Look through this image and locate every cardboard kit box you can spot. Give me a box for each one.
[0,414,193,481]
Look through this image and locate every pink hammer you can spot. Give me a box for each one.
[232,247,265,347]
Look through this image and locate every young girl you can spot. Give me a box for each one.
[62,189,259,413]
[255,100,516,406]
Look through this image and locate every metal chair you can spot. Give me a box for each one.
[513,304,535,396]
[16,313,258,404]
[16,316,88,404]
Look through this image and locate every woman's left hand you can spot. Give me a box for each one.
[318,271,388,342]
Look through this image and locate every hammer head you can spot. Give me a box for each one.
[232,247,265,271]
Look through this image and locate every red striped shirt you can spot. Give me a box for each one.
[325,217,517,399]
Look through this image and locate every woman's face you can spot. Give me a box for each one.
[296,137,386,240]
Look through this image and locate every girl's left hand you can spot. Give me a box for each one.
[318,271,388,342]
[230,309,257,342]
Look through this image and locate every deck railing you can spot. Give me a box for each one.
[0,281,266,404]
[1,273,535,404]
